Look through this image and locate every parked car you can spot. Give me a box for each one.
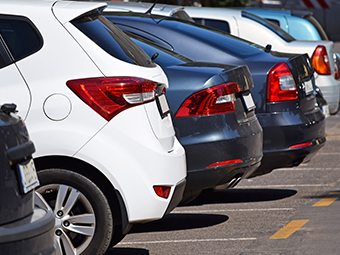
[104,11,326,179]
[0,1,186,254]
[239,8,328,41]
[128,33,263,203]
[239,7,340,102]
[184,7,340,114]
[104,0,194,20]
[0,103,55,255]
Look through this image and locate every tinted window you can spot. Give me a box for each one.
[266,18,280,27]
[242,11,295,42]
[127,32,192,67]
[193,18,230,33]
[0,40,11,68]
[0,15,43,62]
[160,18,264,58]
[72,12,156,67]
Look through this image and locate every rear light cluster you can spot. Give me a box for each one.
[175,82,241,117]
[67,77,157,121]
[153,186,171,199]
[311,46,331,75]
[267,62,298,103]
[289,142,312,149]
[207,159,242,168]
[335,64,339,79]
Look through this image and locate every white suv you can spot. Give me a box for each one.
[0,1,186,254]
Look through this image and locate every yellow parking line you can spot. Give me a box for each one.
[270,220,309,239]
[313,191,340,207]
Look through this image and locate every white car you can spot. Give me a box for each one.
[0,0,186,254]
[184,7,340,114]
[104,1,193,20]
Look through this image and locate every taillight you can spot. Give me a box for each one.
[207,159,242,168]
[175,82,241,118]
[311,46,331,75]
[267,62,298,103]
[153,186,171,199]
[289,142,312,149]
[335,63,339,79]
[67,77,157,121]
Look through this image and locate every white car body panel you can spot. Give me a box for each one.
[104,1,185,17]
[0,0,186,225]
[184,7,340,113]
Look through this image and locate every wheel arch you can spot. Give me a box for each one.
[33,155,131,235]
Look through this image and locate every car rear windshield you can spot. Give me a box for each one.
[128,32,192,67]
[71,12,156,67]
[163,19,265,58]
[242,11,296,42]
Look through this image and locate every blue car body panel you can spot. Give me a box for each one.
[241,8,325,40]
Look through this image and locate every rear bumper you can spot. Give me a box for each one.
[249,136,326,178]
[315,74,340,114]
[164,178,186,215]
[174,113,263,192]
[251,107,326,177]
[186,160,262,191]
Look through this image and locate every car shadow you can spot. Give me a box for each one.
[106,247,149,255]
[106,213,228,254]
[129,213,229,233]
[302,189,340,200]
[106,188,296,254]
[183,188,297,206]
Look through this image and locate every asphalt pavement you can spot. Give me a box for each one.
[105,44,340,255]
[107,111,340,255]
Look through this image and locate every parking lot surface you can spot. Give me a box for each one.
[107,111,340,255]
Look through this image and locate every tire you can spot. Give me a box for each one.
[36,169,113,255]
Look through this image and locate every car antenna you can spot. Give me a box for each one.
[145,0,158,15]
[264,44,272,53]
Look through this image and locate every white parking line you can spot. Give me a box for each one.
[276,167,340,171]
[238,184,329,188]
[118,237,257,245]
[315,152,340,155]
[173,208,294,214]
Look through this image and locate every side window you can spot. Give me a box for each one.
[0,43,10,68]
[0,15,43,62]
[193,18,230,33]
[266,18,280,27]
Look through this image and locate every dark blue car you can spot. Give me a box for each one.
[129,34,263,203]
[105,12,326,178]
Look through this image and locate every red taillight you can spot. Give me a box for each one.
[335,62,339,79]
[207,159,242,168]
[311,46,331,75]
[175,82,241,118]
[67,77,157,121]
[267,62,298,103]
[153,186,171,199]
[289,142,312,149]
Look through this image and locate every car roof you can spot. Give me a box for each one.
[104,1,185,17]
[0,0,107,24]
[184,6,243,18]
